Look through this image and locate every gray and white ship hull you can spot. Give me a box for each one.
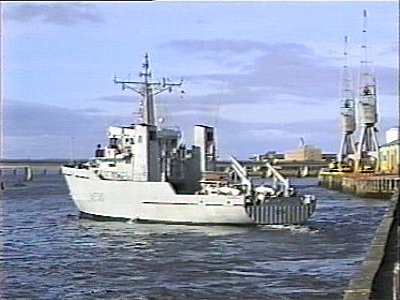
[63,166,316,225]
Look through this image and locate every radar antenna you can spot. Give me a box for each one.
[114,53,183,125]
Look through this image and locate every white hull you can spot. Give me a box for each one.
[63,166,254,225]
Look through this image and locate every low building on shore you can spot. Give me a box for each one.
[385,126,399,143]
[380,127,400,174]
[285,144,323,161]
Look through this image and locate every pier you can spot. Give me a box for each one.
[0,165,33,181]
[0,159,81,175]
[0,159,77,186]
[216,159,330,178]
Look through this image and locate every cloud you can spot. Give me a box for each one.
[166,39,317,74]
[376,66,399,96]
[3,98,396,159]
[4,35,397,159]
[92,95,135,103]
[3,99,334,159]
[76,107,104,114]
[147,106,341,158]
[166,39,313,57]
[3,100,130,159]
[167,39,398,100]
[167,39,338,99]
[158,108,397,160]
[5,3,103,25]
[378,44,400,56]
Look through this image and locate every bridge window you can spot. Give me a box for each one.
[171,139,177,148]
[149,131,156,141]
[206,131,213,141]
[109,138,118,149]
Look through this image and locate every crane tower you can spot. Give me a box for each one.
[337,36,356,167]
[355,10,380,172]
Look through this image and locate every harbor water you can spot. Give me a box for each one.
[0,174,389,299]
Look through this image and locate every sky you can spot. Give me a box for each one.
[1,1,399,160]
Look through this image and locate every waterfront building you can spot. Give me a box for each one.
[379,127,400,174]
[385,127,400,144]
[285,145,322,161]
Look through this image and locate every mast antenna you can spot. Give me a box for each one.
[114,54,183,126]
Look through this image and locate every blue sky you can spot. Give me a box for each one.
[2,1,399,159]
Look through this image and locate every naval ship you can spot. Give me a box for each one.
[62,54,317,225]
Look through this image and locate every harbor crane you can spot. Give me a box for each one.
[354,10,380,173]
[337,36,356,171]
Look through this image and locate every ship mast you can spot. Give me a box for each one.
[355,9,380,172]
[114,53,183,125]
[337,36,356,165]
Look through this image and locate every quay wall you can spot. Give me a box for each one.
[319,172,399,199]
[319,172,400,299]
[342,193,399,300]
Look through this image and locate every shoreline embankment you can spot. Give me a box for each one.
[319,171,399,299]
[319,172,399,199]
[342,192,399,300]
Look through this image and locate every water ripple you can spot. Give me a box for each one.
[0,175,389,300]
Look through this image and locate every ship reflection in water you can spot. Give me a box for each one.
[1,175,388,300]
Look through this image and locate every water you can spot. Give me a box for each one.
[0,174,389,299]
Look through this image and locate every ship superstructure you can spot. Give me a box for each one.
[62,54,317,225]
[110,54,188,184]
